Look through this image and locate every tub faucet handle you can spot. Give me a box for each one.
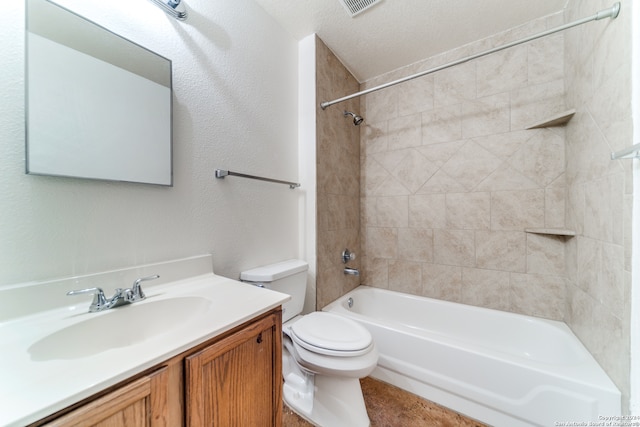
[342,249,356,264]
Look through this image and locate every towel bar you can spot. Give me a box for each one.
[215,169,300,189]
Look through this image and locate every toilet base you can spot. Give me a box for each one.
[283,363,370,427]
[281,314,375,426]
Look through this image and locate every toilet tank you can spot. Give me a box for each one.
[240,259,308,322]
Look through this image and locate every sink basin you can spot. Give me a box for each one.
[28,296,211,361]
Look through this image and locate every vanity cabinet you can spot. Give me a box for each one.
[32,309,282,427]
[185,311,283,426]
[42,367,169,427]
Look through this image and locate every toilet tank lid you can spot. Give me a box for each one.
[240,259,308,282]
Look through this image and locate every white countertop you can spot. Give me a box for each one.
[0,271,289,427]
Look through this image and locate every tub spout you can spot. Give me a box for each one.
[344,267,360,276]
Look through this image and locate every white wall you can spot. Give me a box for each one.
[631,0,640,416]
[0,0,300,286]
[298,34,317,314]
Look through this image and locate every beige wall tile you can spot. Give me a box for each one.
[422,263,463,302]
[473,130,532,160]
[417,169,467,194]
[316,255,344,308]
[315,36,361,310]
[389,114,422,150]
[589,66,633,155]
[416,141,466,168]
[398,75,434,116]
[565,283,595,339]
[434,62,476,107]
[362,156,391,195]
[358,13,577,339]
[445,192,491,230]
[599,242,624,315]
[409,194,446,229]
[565,111,620,186]
[434,229,475,267]
[372,174,412,196]
[491,189,545,230]
[508,130,565,187]
[510,273,565,319]
[373,149,413,171]
[475,231,526,272]
[366,227,398,259]
[325,194,346,231]
[528,34,564,85]
[363,257,389,289]
[476,166,539,192]
[388,260,422,294]
[398,228,434,263]
[462,92,511,138]
[545,174,566,228]
[565,182,585,235]
[421,104,462,145]
[576,236,600,296]
[392,149,439,193]
[510,79,565,130]
[476,46,528,97]
[361,121,388,155]
[461,268,510,311]
[376,196,409,228]
[526,234,565,276]
[362,196,377,227]
[440,141,503,191]
[364,87,398,123]
[584,173,624,244]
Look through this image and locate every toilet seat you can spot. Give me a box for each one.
[289,312,373,357]
[285,334,378,378]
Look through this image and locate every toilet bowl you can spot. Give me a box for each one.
[240,260,378,427]
[282,313,377,427]
[285,312,377,376]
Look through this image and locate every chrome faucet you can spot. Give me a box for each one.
[342,249,356,264]
[342,249,359,276]
[125,275,159,302]
[67,275,159,312]
[344,267,360,276]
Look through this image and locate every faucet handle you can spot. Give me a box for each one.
[342,249,356,264]
[67,287,108,312]
[128,274,160,302]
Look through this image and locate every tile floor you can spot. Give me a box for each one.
[283,377,487,427]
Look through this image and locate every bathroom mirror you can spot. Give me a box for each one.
[26,0,173,186]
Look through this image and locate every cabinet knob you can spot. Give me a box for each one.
[256,333,263,344]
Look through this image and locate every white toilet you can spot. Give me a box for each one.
[240,259,378,427]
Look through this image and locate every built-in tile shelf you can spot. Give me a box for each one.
[525,109,576,129]
[525,228,576,237]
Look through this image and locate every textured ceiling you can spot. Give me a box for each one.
[252,0,567,82]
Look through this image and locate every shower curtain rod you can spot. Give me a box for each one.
[320,2,621,110]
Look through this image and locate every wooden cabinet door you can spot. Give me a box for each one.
[185,312,282,427]
[43,367,169,427]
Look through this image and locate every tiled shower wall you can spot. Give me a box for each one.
[314,3,632,407]
[315,36,362,309]
[360,13,569,320]
[564,0,632,410]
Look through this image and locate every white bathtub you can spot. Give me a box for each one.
[323,286,620,427]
